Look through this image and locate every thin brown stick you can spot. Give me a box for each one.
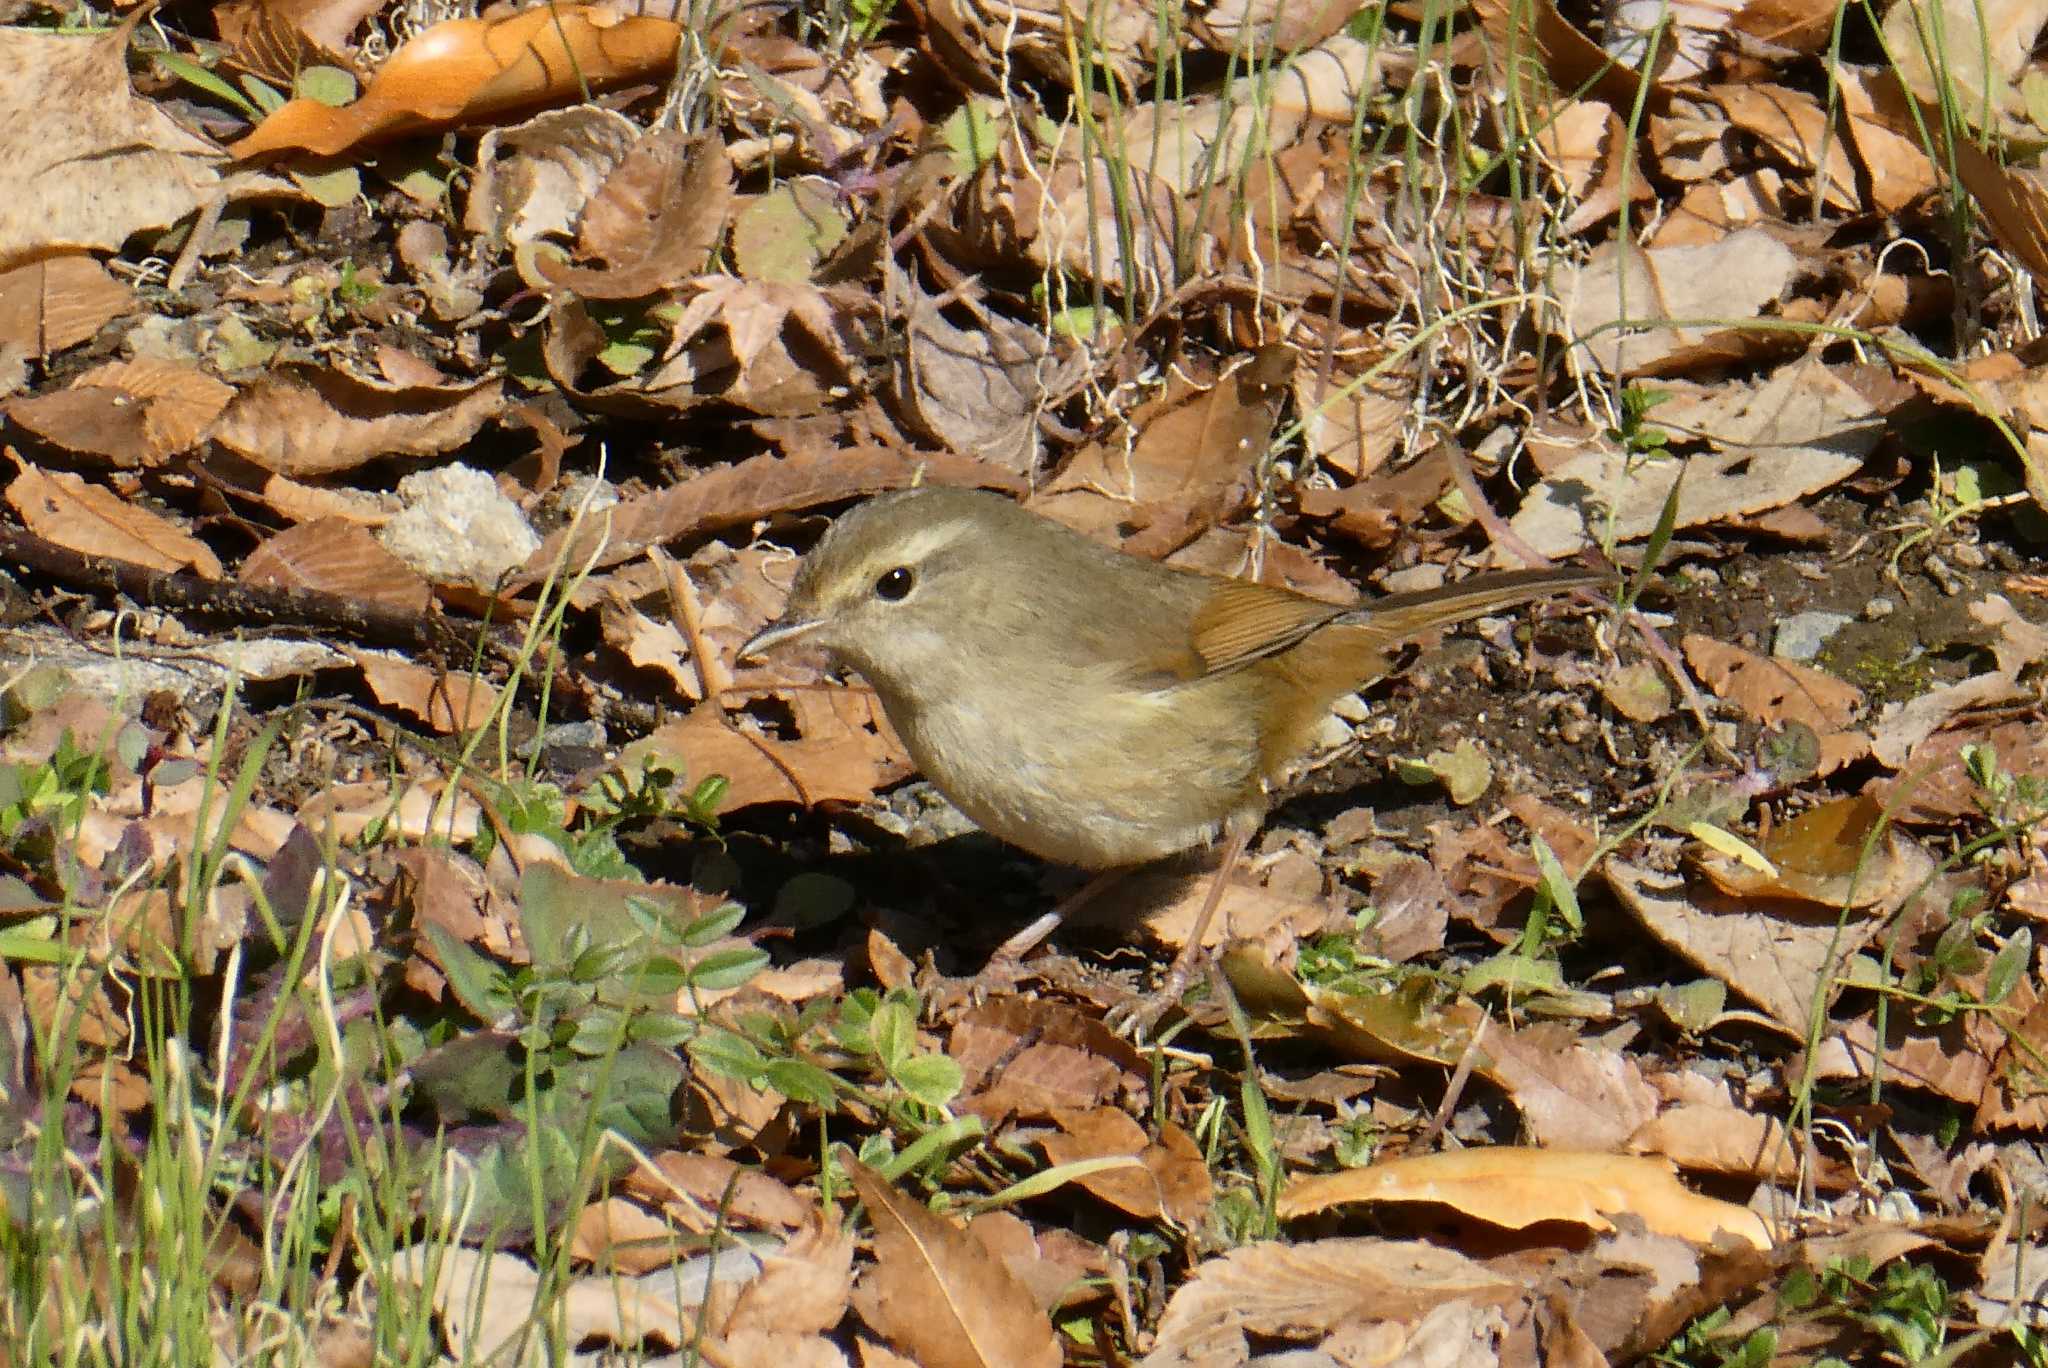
[0,526,504,662]
[1414,1014,1488,1153]
[651,546,732,703]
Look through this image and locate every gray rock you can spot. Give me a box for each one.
[1774,611,1853,662]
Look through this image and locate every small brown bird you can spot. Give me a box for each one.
[739,486,1607,1015]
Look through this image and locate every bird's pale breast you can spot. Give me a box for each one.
[872,663,1265,869]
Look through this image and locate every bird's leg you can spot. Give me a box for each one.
[1108,824,1255,1038]
[923,868,1129,1012]
[962,867,1127,994]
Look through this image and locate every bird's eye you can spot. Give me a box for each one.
[874,567,914,601]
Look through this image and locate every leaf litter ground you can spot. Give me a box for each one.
[1,0,2047,1364]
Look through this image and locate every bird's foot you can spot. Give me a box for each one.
[923,950,1035,1018]
[1104,953,1211,1040]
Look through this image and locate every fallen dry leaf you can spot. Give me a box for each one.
[211,365,504,477]
[1141,1236,1523,1367]
[5,461,223,578]
[387,1244,694,1360]
[0,255,134,357]
[628,700,909,813]
[723,1219,856,1340]
[538,130,733,300]
[1477,1020,1660,1152]
[1563,227,1795,377]
[1694,793,1934,911]
[1030,348,1291,553]
[229,6,689,158]
[351,651,500,735]
[1628,1103,1801,1182]
[1607,858,1881,1036]
[952,996,1146,1121]
[894,275,1080,475]
[7,357,233,468]
[240,517,433,615]
[844,1159,1061,1368]
[1511,364,1882,559]
[0,20,285,266]
[1682,632,1869,773]
[630,1152,814,1234]
[1041,1107,1212,1226]
[465,105,643,249]
[1279,1147,1772,1250]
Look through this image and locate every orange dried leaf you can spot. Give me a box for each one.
[952,996,1145,1120]
[1628,1103,1800,1181]
[1681,633,1868,773]
[1705,84,1858,211]
[1695,794,1931,911]
[229,7,687,159]
[722,1219,856,1339]
[1031,349,1290,551]
[626,705,909,812]
[211,365,503,477]
[0,255,134,357]
[1041,1107,1213,1225]
[241,517,433,614]
[6,357,232,468]
[352,651,500,734]
[5,462,223,577]
[1472,0,1660,112]
[1278,1147,1771,1249]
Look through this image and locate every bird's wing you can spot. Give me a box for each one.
[1187,581,1350,676]
[1187,566,1613,679]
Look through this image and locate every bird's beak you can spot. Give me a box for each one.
[736,615,823,664]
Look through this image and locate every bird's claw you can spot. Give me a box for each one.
[1104,991,1172,1040]
[925,952,1034,1018]
[1104,957,1205,1040]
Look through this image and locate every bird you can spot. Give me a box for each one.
[738,485,1609,1023]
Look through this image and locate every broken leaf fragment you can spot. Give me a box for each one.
[733,179,850,284]
[1395,739,1491,805]
[1599,659,1673,722]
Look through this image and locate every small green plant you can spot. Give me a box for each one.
[475,757,724,879]
[1963,740,2048,828]
[152,47,285,120]
[335,261,382,309]
[584,300,681,378]
[1460,833,1583,1003]
[1606,384,1676,458]
[1652,1305,1776,1366]
[843,0,897,41]
[1331,1107,1378,1168]
[1884,449,2024,582]
[688,980,974,1184]
[1296,905,1399,991]
[416,866,764,1227]
[0,731,112,848]
[1788,1254,1954,1362]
